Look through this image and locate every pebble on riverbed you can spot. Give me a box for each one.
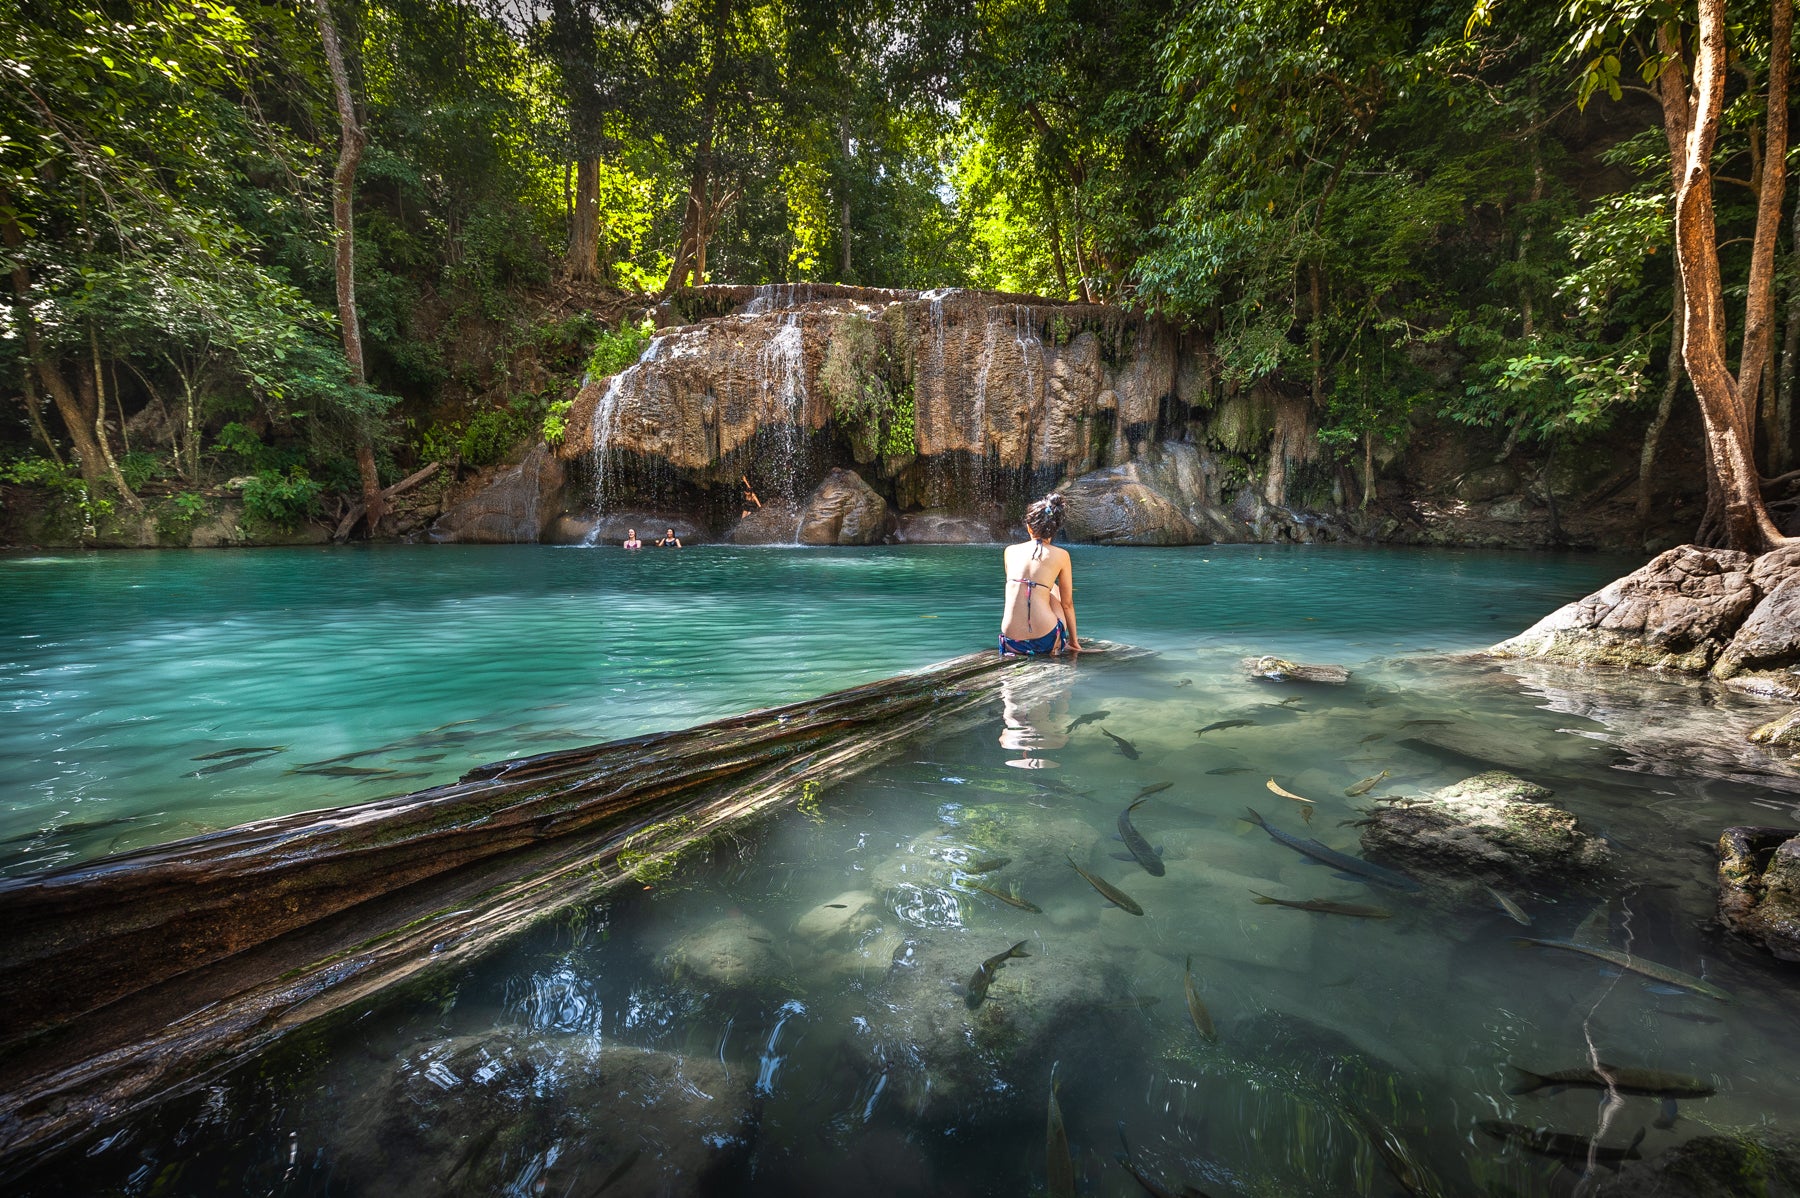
[1357,771,1612,906]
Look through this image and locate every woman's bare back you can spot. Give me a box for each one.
[1001,540,1070,641]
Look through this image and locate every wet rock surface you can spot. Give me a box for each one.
[430,445,567,544]
[894,508,1001,543]
[1751,708,1800,750]
[1359,771,1611,901]
[1717,826,1800,963]
[728,503,802,544]
[656,913,785,988]
[1588,1133,1800,1198]
[1243,655,1352,684]
[1491,544,1800,699]
[797,467,896,545]
[327,1031,754,1197]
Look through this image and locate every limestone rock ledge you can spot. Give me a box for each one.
[1489,544,1800,701]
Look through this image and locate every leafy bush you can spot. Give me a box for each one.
[240,469,321,530]
[214,422,276,471]
[0,456,83,494]
[120,451,164,492]
[156,491,211,536]
[542,398,575,446]
[586,318,654,380]
[459,396,546,467]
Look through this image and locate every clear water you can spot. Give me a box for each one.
[6,544,1800,1196]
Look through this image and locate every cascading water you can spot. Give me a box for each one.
[584,335,668,529]
[757,312,811,500]
[1012,305,1049,473]
[968,310,1004,504]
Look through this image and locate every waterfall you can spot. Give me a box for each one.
[758,313,810,499]
[970,310,1002,502]
[1013,305,1048,470]
[586,334,668,523]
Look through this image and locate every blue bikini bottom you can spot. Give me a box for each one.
[998,621,1066,657]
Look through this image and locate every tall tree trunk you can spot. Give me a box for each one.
[314,0,385,538]
[1657,3,1791,551]
[17,371,63,466]
[566,156,601,282]
[87,327,139,508]
[1774,193,1800,476]
[1042,180,1069,299]
[1639,270,1685,529]
[3,206,105,490]
[838,113,852,280]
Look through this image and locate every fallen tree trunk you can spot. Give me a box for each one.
[332,460,440,542]
[0,643,1134,1169]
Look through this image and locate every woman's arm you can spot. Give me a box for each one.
[1057,551,1080,649]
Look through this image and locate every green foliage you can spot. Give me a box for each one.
[239,468,321,530]
[155,490,212,537]
[542,398,575,446]
[586,319,655,380]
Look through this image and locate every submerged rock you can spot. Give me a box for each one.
[327,1032,753,1197]
[1243,655,1352,684]
[1587,1133,1800,1197]
[1716,825,1800,963]
[797,467,896,545]
[1358,771,1611,902]
[656,914,784,988]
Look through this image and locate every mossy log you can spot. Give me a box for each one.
[0,644,1137,1169]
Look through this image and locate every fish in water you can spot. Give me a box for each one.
[1241,808,1423,892]
[294,765,396,778]
[746,935,774,944]
[1512,937,1733,1002]
[965,879,1043,913]
[1066,709,1112,734]
[1205,766,1251,775]
[1478,1121,1646,1170]
[1277,696,1305,707]
[1345,769,1391,796]
[1183,955,1217,1043]
[1349,1108,1442,1197]
[1115,1122,1210,1198]
[965,940,1031,1009]
[1172,678,1193,688]
[1401,719,1453,727]
[1046,1071,1075,1198]
[1266,778,1314,805]
[824,903,848,909]
[593,1147,642,1194]
[187,754,276,777]
[1118,796,1166,876]
[1067,854,1145,915]
[1101,728,1140,760]
[1485,885,1532,926]
[1359,732,1386,744]
[962,856,1011,874]
[1132,781,1173,801]
[1196,719,1255,735]
[1250,890,1391,919]
[395,753,448,763]
[1509,1064,1714,1099]
[191,746,285,761]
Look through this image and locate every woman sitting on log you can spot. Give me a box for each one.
[999,493,1081,656]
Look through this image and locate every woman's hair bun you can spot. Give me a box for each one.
[1045,492,1065,512]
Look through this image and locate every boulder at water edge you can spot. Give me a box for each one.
[1588,1133,1800,1197]
[1717,825,1800,963]
[1489,543,1800,700]
[797,467,896,545]
[430,445,567,543]
[1358,771,1611,903]
[326,1032,753,1197]
[1750,707,1800,749]
[729,502,801,544]
[895,508,1001,543]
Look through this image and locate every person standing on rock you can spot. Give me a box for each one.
[1000,493,1080,655]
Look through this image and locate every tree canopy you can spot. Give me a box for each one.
[1,0,1795,546]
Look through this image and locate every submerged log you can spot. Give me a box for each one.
[0,644,1136,1169]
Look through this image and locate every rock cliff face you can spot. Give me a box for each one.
[434,282,1711,548]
